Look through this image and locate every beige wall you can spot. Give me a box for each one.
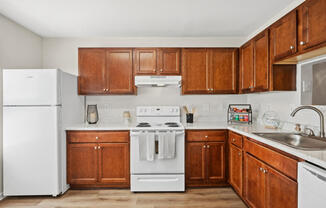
[0,14,43,197]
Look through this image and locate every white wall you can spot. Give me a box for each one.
[0,14,43,197]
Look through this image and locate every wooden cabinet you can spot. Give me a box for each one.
[67,143,98,184]
[300,0,326,50]
[67,131,130,188]
[253,30,269,91]
[98,143,129,185]
[229,144,243,195]
[157,48,181,75]
[182,48,238,94]
[209,49,238,94]
[78,48,134,95]
[240,42,254,92]
[240,30,269,93]
[186,130,226,187]
[270,10,297,62]
[244,153,266,208]
[134,48,180,75]
[106,49,134,94]
[78,48,107,94]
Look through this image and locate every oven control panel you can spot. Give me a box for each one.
[136,106,180,116]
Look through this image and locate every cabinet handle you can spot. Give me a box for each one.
[94,146,97,150]
[300,41,305,46]
[290,45,294,50]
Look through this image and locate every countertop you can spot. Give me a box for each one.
[66,121,326,169]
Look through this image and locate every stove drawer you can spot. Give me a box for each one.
[131,174,185,192]
[186,130,226,142]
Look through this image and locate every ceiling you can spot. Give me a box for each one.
[0,0,299,38]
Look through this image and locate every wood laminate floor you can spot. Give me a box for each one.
[0,188,247,208]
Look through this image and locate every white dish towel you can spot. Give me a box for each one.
[158,131,176,159]
[138,132,155,161]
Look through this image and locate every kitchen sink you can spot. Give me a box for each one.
[252,132,326,151]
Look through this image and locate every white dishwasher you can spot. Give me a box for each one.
[298,162,326,208]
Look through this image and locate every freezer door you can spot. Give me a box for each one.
[3,106,61,196]
[3,69,60,105]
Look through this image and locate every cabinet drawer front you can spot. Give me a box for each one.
[244,138,297,180]
[228,131,243,148]
[186,130,226,142]
[67,131,129,143]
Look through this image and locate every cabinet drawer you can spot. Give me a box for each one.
[228,131,243,148]
[67,131,129,143]
[244,138,298,180]
[186,130,226,142]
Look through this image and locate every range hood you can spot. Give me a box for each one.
[135,76,181,87]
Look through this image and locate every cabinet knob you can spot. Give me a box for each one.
[106,89,109,92]
[98,146,101,149]
[259,167,263,172]
[290,45,294,50]
[238,152,241,156]
[232,138,236,142]
[103,89,106,92]
[207,145,210,148]
[205,136,208,138]
[94,146,97,150]
[160,69,163,72]
[203,145,206,148]
[263,169,268,173]
[300,41,305,46]
[153,69,156,72]
[95,136,99,140]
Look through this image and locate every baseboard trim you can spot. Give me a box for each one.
[0,193,6,201]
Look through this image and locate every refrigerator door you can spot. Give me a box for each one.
[3,69,60,106]
[3,106,61,196]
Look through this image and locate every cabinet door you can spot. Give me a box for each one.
[240,42,254,92]
[98,143,130,186]
[182,49,209,94]
[244,153,266,208]
[253,30,269,91]
[229,144,243,195]
[265,166,297,208]
[134,48,157,75]
[209,48,238,94]
[67,143,98,184]
[206,142,226,184]
[106,49,134,94]
[270,10,297,62]
[157,48,180,75]
[78,48,107,94]
[300,0,326,50]
[186,142,206,186]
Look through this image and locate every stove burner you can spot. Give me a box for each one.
[136,122,151,127]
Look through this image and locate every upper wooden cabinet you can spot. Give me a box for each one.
[78,48,134,95]
[182,48,238,94]
[240,42,254,92]
[240,30,269,93]
[299,0,326,50]
[134,48,180,75]
[78,48,107,94]
[106,49,134,94]
[270,10,297,62]
[157,48,181,75]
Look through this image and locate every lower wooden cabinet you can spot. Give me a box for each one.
[67,131,130,188]
[186,130,227,187]
[229,144,243,195]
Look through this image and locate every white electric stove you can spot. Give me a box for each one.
[130,106,185,192]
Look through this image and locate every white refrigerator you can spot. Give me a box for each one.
[3,69,84,196]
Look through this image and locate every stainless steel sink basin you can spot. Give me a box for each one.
[252,132,326,151]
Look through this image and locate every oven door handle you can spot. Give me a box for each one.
[131,130,184,136]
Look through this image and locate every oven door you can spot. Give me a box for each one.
[130,130,185,174]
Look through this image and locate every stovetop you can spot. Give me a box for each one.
[132,122,184,131]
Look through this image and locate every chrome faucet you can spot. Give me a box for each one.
[290,106,325,138]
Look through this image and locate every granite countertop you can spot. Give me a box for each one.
[66,121,326,169]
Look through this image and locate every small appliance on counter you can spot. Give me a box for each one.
[228,104,252,124]
[183,106,195,123]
